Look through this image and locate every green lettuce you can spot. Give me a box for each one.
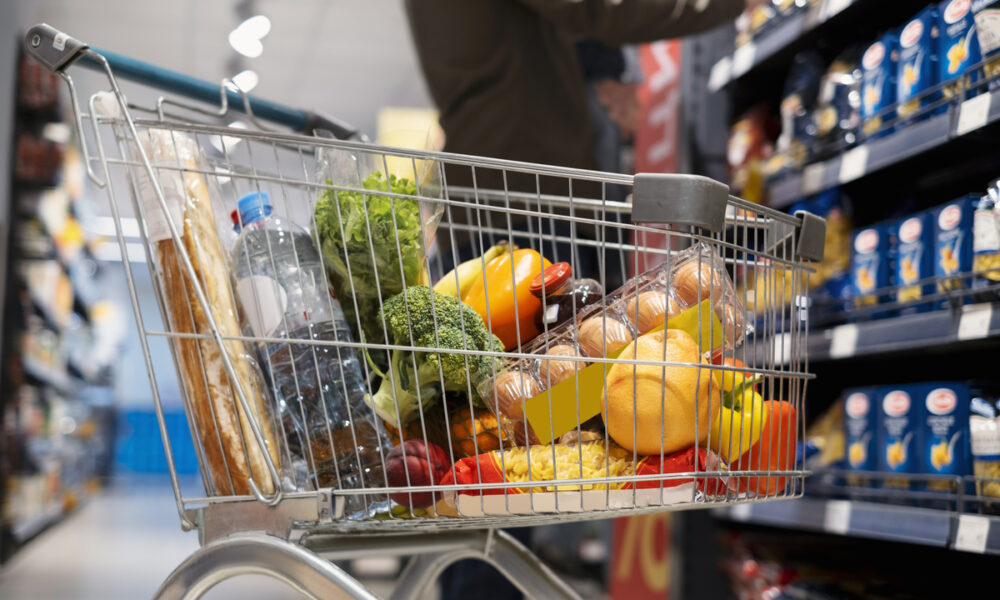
[314,172,427,357]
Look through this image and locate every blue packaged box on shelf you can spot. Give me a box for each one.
[861,32,898,138]
[973,0,1000,89]
[931,195,977,303]
[844,388,879,478]
[850,224,894,318]
[918,382,972,490]
[877,385,925,490]
[938,0,983,99]
[898,6,942,121]
[892,211,935,313]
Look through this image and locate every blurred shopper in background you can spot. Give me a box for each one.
[405,3,764,598]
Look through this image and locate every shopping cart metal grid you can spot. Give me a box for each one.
[25,23,825,600]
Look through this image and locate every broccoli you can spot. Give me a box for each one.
[365,285,503,429]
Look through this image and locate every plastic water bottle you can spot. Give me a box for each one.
[230,192,389,516]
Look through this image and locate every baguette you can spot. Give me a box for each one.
[137,129,279,496]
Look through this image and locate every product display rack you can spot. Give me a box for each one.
[678,1,1000,591]
[0,52,113,563]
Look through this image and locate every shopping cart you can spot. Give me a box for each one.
[24,24,826,600]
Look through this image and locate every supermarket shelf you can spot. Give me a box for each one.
[805,302,1000,362]
[708,0,860,92]
[767,111,953,208]
[22,355,74,395]
[714,497,1000,554]
[11,502,64,543]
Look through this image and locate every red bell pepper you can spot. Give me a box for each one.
[730,400,797,496]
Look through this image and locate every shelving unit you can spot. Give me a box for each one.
[0,52,115,563]
[714,497,1000,554]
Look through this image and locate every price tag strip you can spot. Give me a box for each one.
[829,324,859,358]
[956,93,993,137]
[954,514,991,554]
[801,163,826,194]
[731,43,756,78]
[821,0,853,20]
[838,145,869,184]
[708,57,732,92]
[823,500,852,535]
[957,303,993,341]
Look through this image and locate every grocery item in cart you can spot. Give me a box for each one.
[970,390,1000,501]
[132,128,280,496]
[604,328,718,456]
[918,383,971,491]
[938,0,983,99]
[438,441,727,496]
[365,285,503,430]
[727,399,798,496]
[860,32,898,138]
[931,195,976,300]
[897,6,941,121]
[892,211,934,313]
[314,164,441,363]
[877,385,924,489]
[481,243,746,448]
[529,262,602,333]
[973,0,1000,87]
[849,224,893,316]
[230,192,391,504]
[462,247,551,351]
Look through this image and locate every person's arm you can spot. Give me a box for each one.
[516,0,749,45]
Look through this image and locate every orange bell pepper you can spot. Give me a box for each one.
[730,400,797,496]
[462,248,550,350]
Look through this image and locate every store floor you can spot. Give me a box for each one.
[0,476,405,599]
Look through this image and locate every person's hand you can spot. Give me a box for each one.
[594,79,640,142]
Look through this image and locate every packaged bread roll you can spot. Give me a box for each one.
[135,128,280,496]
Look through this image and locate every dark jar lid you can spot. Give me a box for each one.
[529,262,572,297]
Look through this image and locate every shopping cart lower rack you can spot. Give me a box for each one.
[25,24,826,600]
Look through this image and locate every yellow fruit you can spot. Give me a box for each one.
[603,329,719,455]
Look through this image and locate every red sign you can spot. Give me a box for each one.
[630,41,683,276]
[609,513,672,599]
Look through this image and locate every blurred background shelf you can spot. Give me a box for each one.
[714,496,1000,554]
[804,302,1000,363]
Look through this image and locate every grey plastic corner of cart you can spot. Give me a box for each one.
[24,24,89,73]
[632,173,729,233]
[794,210,827,262]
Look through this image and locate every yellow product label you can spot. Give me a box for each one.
[524,300,722,444]
[947,43,967,74]
[930,438,951,470]
[848,440,867,467]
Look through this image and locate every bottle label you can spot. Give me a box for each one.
[236,275,287,337]
[974,209,1000,253]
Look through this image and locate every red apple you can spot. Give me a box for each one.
[385,440,450,508]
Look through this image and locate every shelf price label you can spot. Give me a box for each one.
[956,93,992,137]
[821,0,853,20]
[772,331,792,366]
[823,500,851,534]
[708,57,732,92]
[731,43,756,78]
[730,503,752,521]
[954,514,991,553]
[829,324,859,358]
[957,303,993,340]
[801,163,826,194]
[838,145,869,183]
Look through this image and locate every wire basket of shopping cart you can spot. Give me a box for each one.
[25,23,826,600]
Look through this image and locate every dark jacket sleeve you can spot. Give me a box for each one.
[516,0,744,45]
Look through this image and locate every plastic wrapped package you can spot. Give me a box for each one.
[479,243,748,450]
[811,46,862,159]
[769,51,824,176]
[973,0,1000,89]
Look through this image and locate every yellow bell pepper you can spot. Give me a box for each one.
[710,377,765,463]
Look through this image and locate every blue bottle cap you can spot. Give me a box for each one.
[237,192,272,225]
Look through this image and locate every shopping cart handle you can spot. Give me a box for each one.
[24,23,361,140]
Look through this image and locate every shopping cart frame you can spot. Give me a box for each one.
[25,23,825,600]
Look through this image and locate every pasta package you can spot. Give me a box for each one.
[439,442,727,497]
